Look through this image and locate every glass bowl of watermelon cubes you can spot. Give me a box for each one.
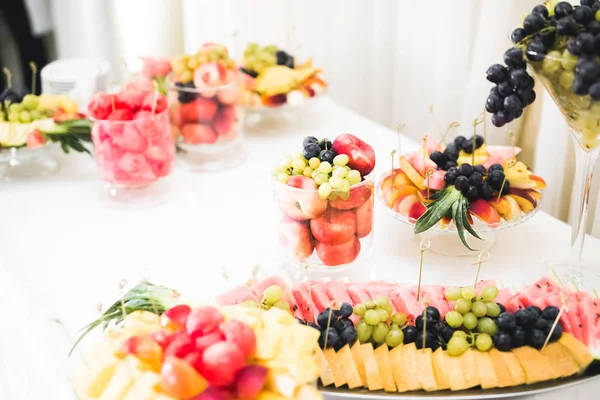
[378,134,546,256]
[88,90,175,207]
[168,44,245,172]
[273,134,376,282]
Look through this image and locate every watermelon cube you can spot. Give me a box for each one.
[292,283,315,322]
[216,284,257,305]
[116,152,157,184]
[112,124,147,153]
[88,92,113,120]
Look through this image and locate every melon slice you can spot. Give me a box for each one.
[415,348,438,391]
[399,156,426,190]
[483,145,522,169]
[559,333,594,369]
[373,344,397,392]
[401,343,422,391]
[360,343,384,391]
[512,346,559,383]
[431,348,450,390]
[324,348,347,388]
[292,286,314,322]
[389,345,409,392]
[315,347,335,387]
[350,342,367,387]
[500,352,526,386]
[541,342,580,378]
[338,344,363,389]
[443,351,468,391]
[459,348,480,389]
[578,296,600,358]
[472,350,498,389]
[488,349,516,388]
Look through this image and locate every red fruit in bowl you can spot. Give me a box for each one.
[182,124,218,144]
[329,184,372,210]
[234,365,269,400]
[88,92,112,120]
[278,217,315,261]
[310,210,357,245]
[331,133,376,176]
[192,387,228,400]
[194,62,227,95]
[112,124,147,152]
[315,236,361,266]
[201,342,245,387]
[164,305,192,328]
[164,331,196,358]
[120,335,162,364]
[26,130,45,149]
[107,109,133,121]
[213,106,237,139]
[180,97,218,123]
[187,307,224,336]
[355,197,374,238]
[195,331,224,353]
[116,90,147,112]
[280,176,327,220]
[141,92,168,114]
[160,356,208,399]
[219,320,256,358]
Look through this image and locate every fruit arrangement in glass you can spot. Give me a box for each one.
[88,89,174,204]
[273,134,376,274]
[239,43,327,109]
[168,43,244,171]
[378,134,546,251]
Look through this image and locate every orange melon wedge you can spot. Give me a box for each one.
[350,342,367,387]
[373,345,397,392]
[360,343,383,391]
[401,343,422,391]
[415,348,438,391]
[541,342,580,378]
[389,345,409,392]
[337,344,362,389]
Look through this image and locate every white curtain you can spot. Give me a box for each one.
[49,0,600,236]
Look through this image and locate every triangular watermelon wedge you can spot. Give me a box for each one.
[423,133,441,155]
[579,296,600,359]
[483,146,522,169]
[424,170,446,191]
[405,150,438,176]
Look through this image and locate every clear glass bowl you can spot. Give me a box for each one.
[168,82,245,171]
[91,109,174,207]
[0,143,59,181]
[273,174,375,282]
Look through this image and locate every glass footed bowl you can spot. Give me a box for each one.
[376,172,545,256]
[0,142,59,180]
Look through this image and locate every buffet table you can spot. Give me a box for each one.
[1,97,599,400]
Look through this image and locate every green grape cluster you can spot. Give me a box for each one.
[244,43,278,75]
[443,286,501,356]
[1,95,49,123]
[353,296,407,348]
[240,285,290,313]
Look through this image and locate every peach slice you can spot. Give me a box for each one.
[399,157,426,190]
[393,170,413,187]
[417,189,434,205]
[469,199,501,225]
[380,172,396,193]
[407,201,426,222]
[385,185,418,208]
[395,194,420,217]
[507,194,535,214]
[490,196,521,221]
[509,178,537,190]
[529,174,547,189]
[381,169,413,192]
[524,189,542,202]
[439,215,452,229]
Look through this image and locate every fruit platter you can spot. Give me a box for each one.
[239,43,327,111]
[272,133,376,279]
[377,133,547,253]
[71,272,600,399]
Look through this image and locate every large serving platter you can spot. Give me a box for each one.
[320,364,600,399]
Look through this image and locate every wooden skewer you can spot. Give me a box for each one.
[472,252,491,289]
[421,135,428,173]
[2,67,12,89]
[391,150,397,182]
[439,121,460,151]
[416,240,431,302]
[396,124,405,154]
[29,62,37,95]
[542,293,568,350]
[482,107,487,145]
[425,169,434,199]
[421,297,430,353]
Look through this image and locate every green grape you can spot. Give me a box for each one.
[385,329,404,348]
[8,112,19,122]
[444,311,464,328]
[311,170,320,179]
[340,179,351,192]
[332,166,347,179]
[274,300,289,310]
[318,183,332,198]
[0,112,5,122]
[303,166,314,178]
[447,337,470,357]
[472,301,487,318]
[8,103,23,113]
[333,154,349,166]
[542,51,562,75]
[477,317,498,336]
[384,304,394,316]
[389,324,400,331]
[30,109,42,120]
[21,94,39,110]
[277,173,289,184]
[461,287,476,300]
[314,173,329,185]
[377,309,389,322]
[356,320,373,343]
[282,156,293,168]
[454,298,472,314]
[391,313,407,326]
[329,176,343,189]
[561,50,578,72]
[353,303,366,317]
[372,322,390,344]
[485,302,501,318]
[347,170,361,185]
[481,287,499,302]
[319,161,332,174]
[452,331,468,340]
[364,309,381,325]
[445,287,462,302]
[597,9,600,21]
[309,157,320,169]
[337,190,350,201]
[463,312,478,330]
[18,110,32,123]
[263,285,282,304]
[293,158,306,171]
[475,333,493,352]
[365,301,376,309]
[374,296,390,308]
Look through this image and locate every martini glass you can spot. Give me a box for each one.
[526,50,600,288]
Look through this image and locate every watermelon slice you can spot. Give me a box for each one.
[405,150,437,175]
[420,286,450,317]
[348,284,371,305]
[495,288,512,305]
[579,296,600,359]
[215,284,257,305]
[389,284,423,324]
[326,283,354,306]
[423,133,441,155]
[424,170,446,191]
[292,282,315,322]
[249,276,290,299]
[483,146,522,169]
[504,294,525,313]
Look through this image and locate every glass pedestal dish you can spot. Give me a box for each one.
[0,144,59,181]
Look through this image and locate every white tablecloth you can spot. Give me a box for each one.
[1,98,599,399]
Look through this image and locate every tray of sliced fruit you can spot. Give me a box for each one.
[378,134,547,250]
[71,272,600,399]
[239,43,327,111]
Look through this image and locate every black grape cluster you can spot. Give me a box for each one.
[313,303,358,351]
[403,306,455,351]
[493,305,563,351]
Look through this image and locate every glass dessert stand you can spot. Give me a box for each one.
[0,143,59,181]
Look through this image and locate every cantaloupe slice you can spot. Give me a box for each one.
[315,347,335,387]
[472,350,498,389]
[431,348,450,390]
[324,348,347,388]
[442,352,468,391]
[338,344,363,389]
[500,352,526,386]
[373,344,397,392]
[350,342,367,387]
[512,346,558,384]
[401,343,423,391]
[399,156,426,190]
[488,349,516,388]
[415,348,438,391]
[360,343,384,391]
[541,342,580,378]
[389,345,409,392]
[459,348,481,389]
[559,333,594,370]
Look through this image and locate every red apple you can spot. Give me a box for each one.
[331,133,376,177]
[279,176,327,220]
[355,197,374,238]
[279,217,314,261]
[315,236,361,266]
[310,210,357,245]
[329,183,372,210]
